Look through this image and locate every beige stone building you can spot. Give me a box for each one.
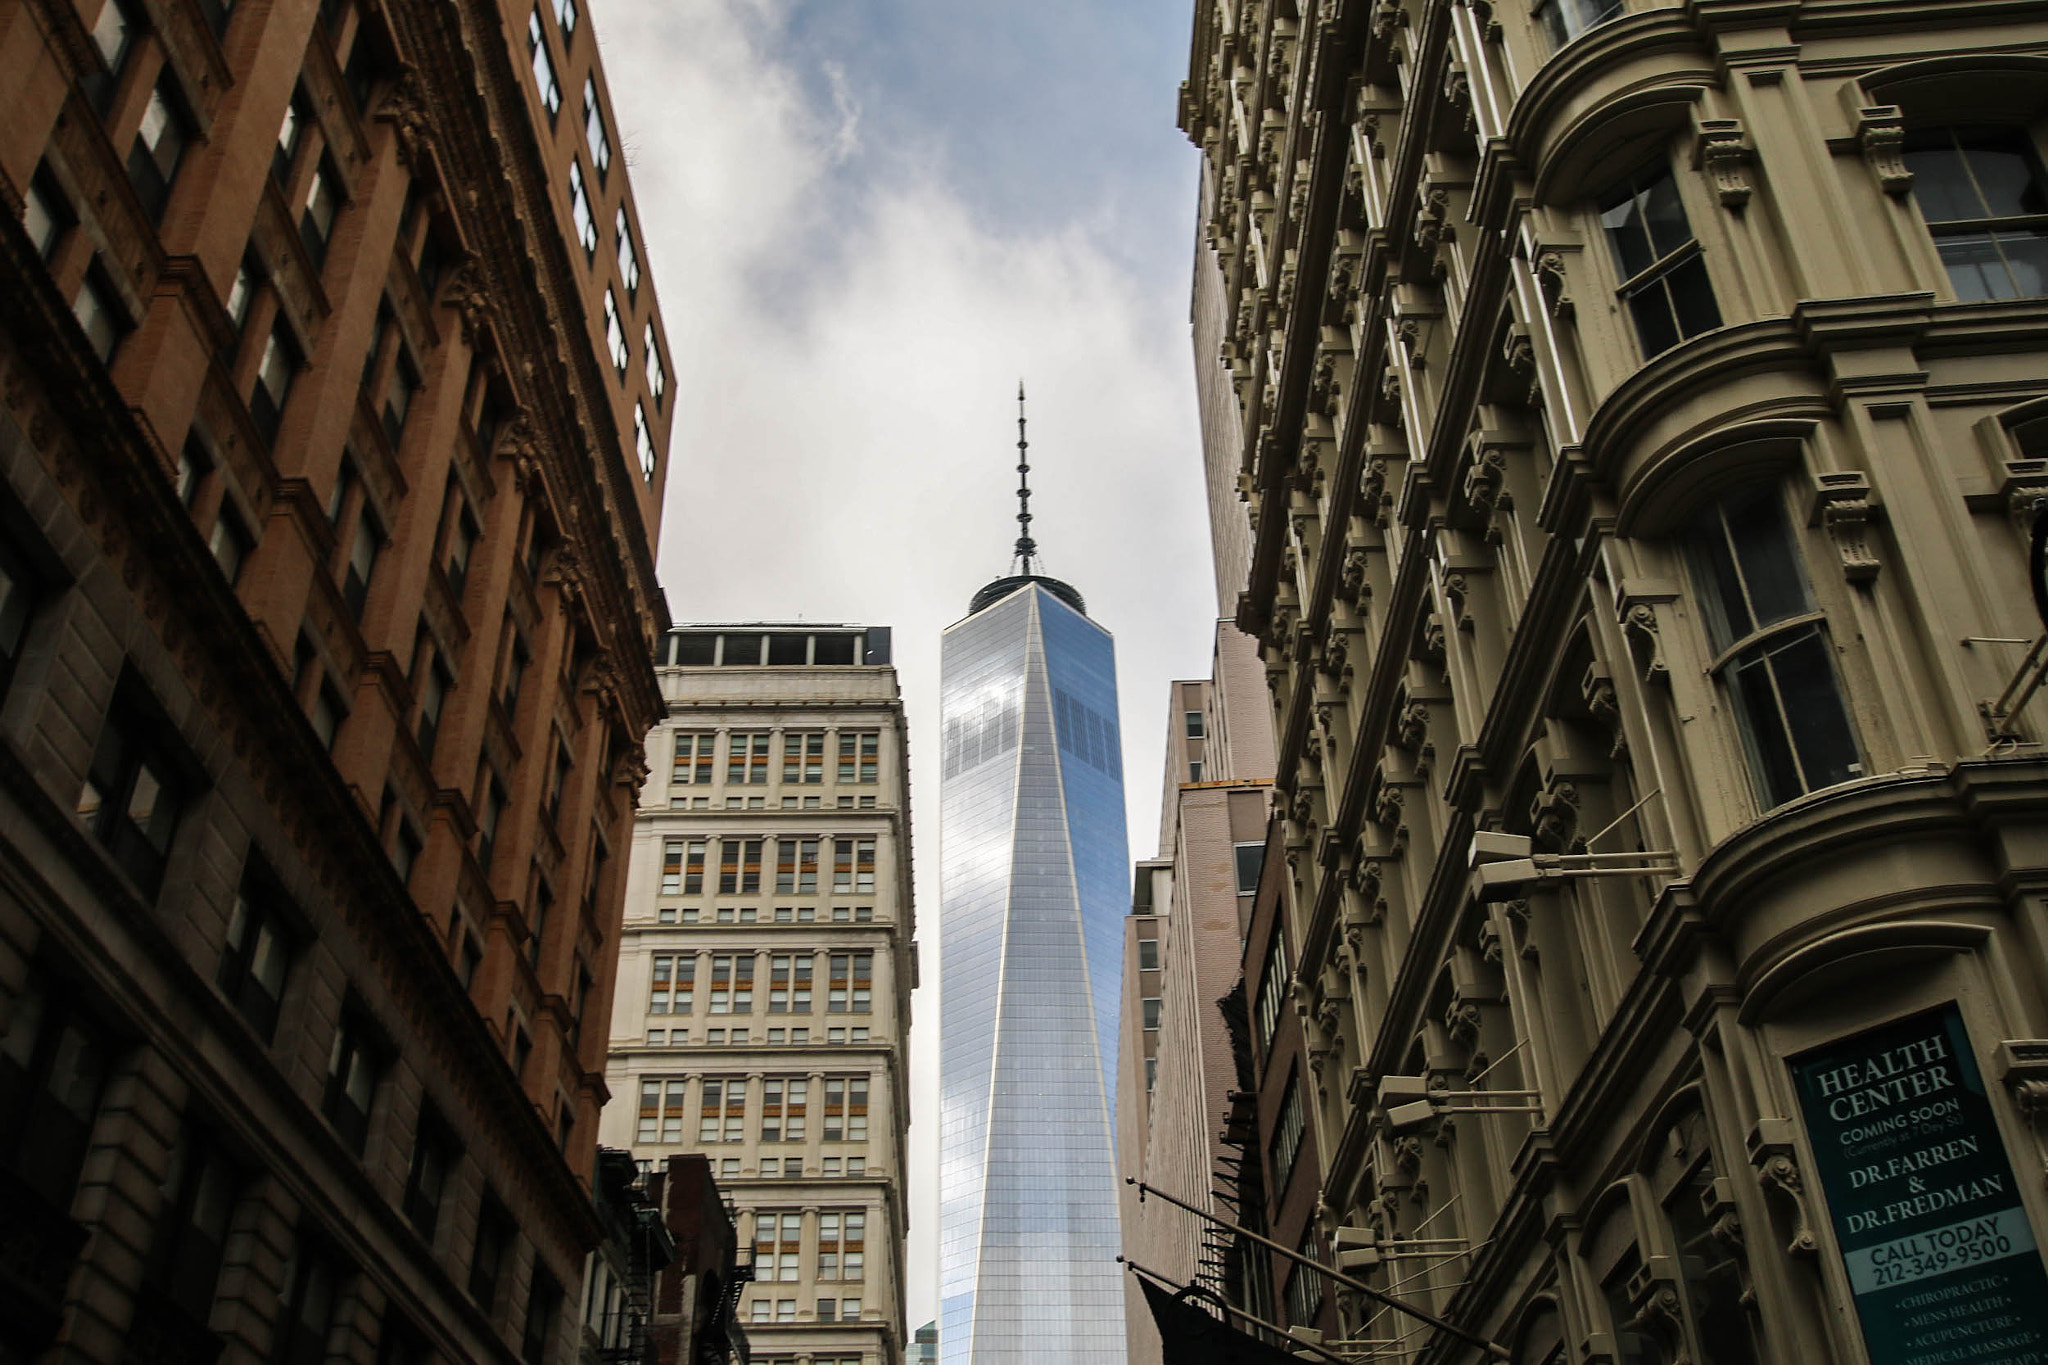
[601,624,915,1365]
[1116,629,1277,1364]
[1174,0,2048,1362]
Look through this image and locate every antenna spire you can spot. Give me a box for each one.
[1013,381,1037,574]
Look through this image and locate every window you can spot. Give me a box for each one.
[528,881,551,965]
[86,0,141,112]
[1142,997,1162,1030]
[768,953,812,1013]
[148,1123,243,1321]
[1283,1224,1325,1330]
[24,167,73,262]
[632,403,657,482]
[1253,926,1288,1057]
[250,318,299,445]
[1538,0,1622,49]
[709,954,753,1013]
[526,8,561,116]
[1185,710,1205,739]
[299,161,342,268]
[822,1077,868,1142]
[225,253,261,336]
[382,347,419,448]
[551,0,576,40]
[583,78,610,179]
[1598,161,1720,356]
[601,288,628,372]
[323,1006,384,1154]
[644,325,665,405]
[0,535,41,702]
[838,732,878,783]
[416,658,450,761]
[342,503,380,618]
[1188,761,1204,782]
[827,952,871,1014]
[1905,126,2048,301]
[470,1192,514,1310]
[672,733,713,785]
[1687,485,1861,808]
[445,504,478,598]
[782,732,824,783]
[1145,1057,1156,1091]
[0,978,110,1200]
[718,839,763,894]
[760,1078,807,1141]
[637,1078,686,1143]
[1269,1070,1306,1191]
[729,732,770,784]
[522,1260,561,1365]
[648,953,693,1013]
[775,839,819,895]
[78,685,188,896]
[73,265,127,363]
[1652,1109,1761,1365]
[1138,938,1159,971]
[569,161,598,257]
[1234,841,1264,896]
[128,77,192,221]
[699,1078,745,1142]
[755,1211,801,1282]
[547,740,571,821]
[615,207,640,293]
[219,863,294,1041]
[273,88,309,185]
[403,1106,458,1239]
[817,1210,864,1282]
[274,1237,343,1365]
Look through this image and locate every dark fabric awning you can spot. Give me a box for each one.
[1139,1277,1318,1365]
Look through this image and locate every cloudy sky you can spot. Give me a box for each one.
[593,0,1212,1327]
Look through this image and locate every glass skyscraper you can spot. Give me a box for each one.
[939,571,1131,1365]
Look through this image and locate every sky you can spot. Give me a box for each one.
[592,0,1213,1331]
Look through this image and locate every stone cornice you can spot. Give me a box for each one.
[389,1,666,736]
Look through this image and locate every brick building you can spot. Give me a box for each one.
[0,0,671,1361]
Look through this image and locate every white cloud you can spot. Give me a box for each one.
[597,0,1215,1327]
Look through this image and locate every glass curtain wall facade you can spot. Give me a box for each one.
[939,581,1130,1365]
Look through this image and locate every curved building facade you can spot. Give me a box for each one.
[939,579,1130,1365]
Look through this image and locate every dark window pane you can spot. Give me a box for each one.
[1936,232,2013,302]
[1599,183,1659,280]
[1956,128,2048,218]
[1666,253,1722,339]
[1999,228,2048,299]
[1769,628,1862,791]
[1724,487,1808,628]
[1690,517,1753,649]
[1730,650,1802,809]
[1625,282,1680,357]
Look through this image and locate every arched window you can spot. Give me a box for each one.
[1686,485,1861,808]
[1903,126,2048,301]
[1646,1108,1759,1365]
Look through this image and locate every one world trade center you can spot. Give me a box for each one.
[938,391,1130,1364]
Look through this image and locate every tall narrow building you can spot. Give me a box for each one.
[939,401,1130,1365]
[601,622,916,1365]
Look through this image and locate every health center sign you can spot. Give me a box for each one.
[1792,1003,2048,1365]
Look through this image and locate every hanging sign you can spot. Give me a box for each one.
[1791,1002,2048,1365]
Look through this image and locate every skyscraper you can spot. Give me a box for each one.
[604,621,916,1364]
[939,396,1131,1364]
